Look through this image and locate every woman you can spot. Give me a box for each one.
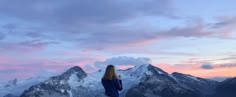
[102,65,123,97]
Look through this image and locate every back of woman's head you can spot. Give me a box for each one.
[102,65,118,80]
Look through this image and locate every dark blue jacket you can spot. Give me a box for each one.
[102,78,123,97]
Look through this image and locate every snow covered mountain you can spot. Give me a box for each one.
[171,72,218,96]
[14,64,236,97]
[126,65,219,97]
[20,66,87,97]
[0,77,50,97]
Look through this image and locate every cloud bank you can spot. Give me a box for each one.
[95,56,151,69]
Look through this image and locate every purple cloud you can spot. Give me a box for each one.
[0,0,175,51]
[0,32,5,40]
[0,69,16,74]
[68,21,225,50]
[219,64,236,68]
[0,0,175,24]
[160,24,213,38]
[201,64,214,69]
[26,32,45,38]
[200,63,236,70]
[210,16,236,38]
[0,39,59,53]
[1,0,235,51]
[212,16,236,29]
[1,23,17,32]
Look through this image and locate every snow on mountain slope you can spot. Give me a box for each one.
[126,65,221,97]
[64,64,155,97]
[171,72,219,96]
[0,77,50,97]
[20,66,87,97]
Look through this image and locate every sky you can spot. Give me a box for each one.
[0,0,236,81]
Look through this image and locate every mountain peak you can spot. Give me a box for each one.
[146,64,168,75]
[121,64,170,82]
[129,64,168,76]
[58,66,87,82]
[20,66,87,97]
[62,66,86,76]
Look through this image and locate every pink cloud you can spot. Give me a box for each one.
[0,56,12,65]
[155,63,236,78]
[0,50,107,80]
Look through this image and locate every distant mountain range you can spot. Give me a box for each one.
[2,64,236,97]
[0,77,48,97]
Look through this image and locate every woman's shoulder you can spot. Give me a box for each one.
[112,78,121,81]
[102,78,112,81]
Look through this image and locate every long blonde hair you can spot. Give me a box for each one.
[102,65,118,80]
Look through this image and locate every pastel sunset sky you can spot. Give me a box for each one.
[0,0,236,81]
